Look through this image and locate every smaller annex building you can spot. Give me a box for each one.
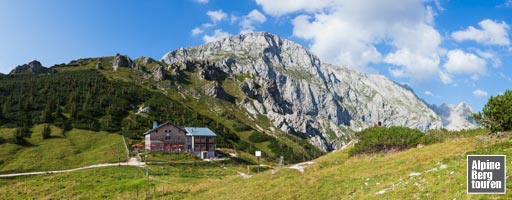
[143,121,216,159]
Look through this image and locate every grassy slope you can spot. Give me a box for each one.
[2,131,511,199]
[0,160,246,199]
[0,125,126,174]
[184,132,512,199]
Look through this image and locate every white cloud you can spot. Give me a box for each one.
[230,14,239,24]
[439,71,453,84]
[498,72,512,81]
[258,0,443,82]
[247,9,266,23]
[475,49,502,68]
[443,49,487,77]
[452,19,510,46]
[191,27,203,36]
[434,0,445,11]
[505,0,512,7]
[470,74,479,81]
[384,48,440,82]
[255,0,334,16]
[424,91,434,96]
[207,10,227,23]
[473,89,488,97]
[203,29,230,43]
[240,9,267,33]
[194,0,209,3]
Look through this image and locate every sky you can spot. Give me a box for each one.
[1,0,512,112]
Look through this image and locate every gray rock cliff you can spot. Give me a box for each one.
[161,32,447,151]
[10,60,51,74]
[112,53,133,71]
[152,65,166,81]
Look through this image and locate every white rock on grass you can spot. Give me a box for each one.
[409,172,421,177]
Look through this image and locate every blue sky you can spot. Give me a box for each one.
[1,0,512,112]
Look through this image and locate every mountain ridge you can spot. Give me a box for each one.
[430,102,479,131]
[161,32,475,151]
[5,32,479,152]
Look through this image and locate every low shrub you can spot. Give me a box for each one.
[349,126,438,156]
[248,131,273,143]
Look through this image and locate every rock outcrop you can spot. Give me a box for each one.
[161,32,446,151]
[140,57,154,66]
[9,60,51,74]
[112,53,133,71]
[152,65,166,81]
[96,60,102,69]
[241,78,261,100]
[136,106,152,114]
[202,81,235,102]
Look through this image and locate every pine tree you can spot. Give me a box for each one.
[42,124,51,139]
[475,90,512,132]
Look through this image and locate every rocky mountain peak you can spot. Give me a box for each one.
[430,102,478,130]
[160,32,467,151]
[9,60,51,74]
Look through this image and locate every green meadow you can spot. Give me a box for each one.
[1,128,511,199]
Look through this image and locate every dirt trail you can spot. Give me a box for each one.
[0,157,144,178]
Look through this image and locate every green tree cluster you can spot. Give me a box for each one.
[0,70,240,148]
[12,126,31,145]
[474,90,512,132]
[42,124,51,139]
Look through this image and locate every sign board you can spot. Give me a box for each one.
[255,151,261,157]
[467,155,506,194]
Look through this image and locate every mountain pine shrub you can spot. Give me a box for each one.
[349,126,438,156]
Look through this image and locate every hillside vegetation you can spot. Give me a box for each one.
[0,60,323,164]
[182,129,512,199]
[1,129,510,199]
[0,125,125,173]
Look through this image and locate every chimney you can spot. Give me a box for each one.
[153,121,158,129]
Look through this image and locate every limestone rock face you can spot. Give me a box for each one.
[152,65,166,81]
[141,57,154,66]
[241,78,261,100]
[10,60,50,74]
[161,32,448,151]
[96,60,102,69]
[112,53,133,71]
[136,106,152,114]
[9,60,50,74]
[202,81,234,102]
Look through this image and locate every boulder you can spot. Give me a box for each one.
[152,65,166,81]
[112,53,133,71]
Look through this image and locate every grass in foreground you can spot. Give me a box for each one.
[183,131,512,199]
[0,125,126,174]
[1,129,512,199]
[0,159,248,199]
